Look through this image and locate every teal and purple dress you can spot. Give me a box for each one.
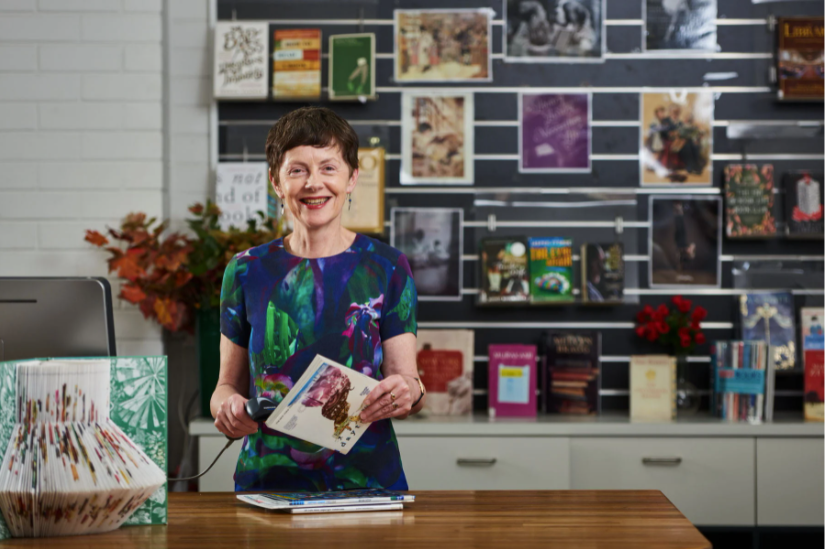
[219,233,418,491]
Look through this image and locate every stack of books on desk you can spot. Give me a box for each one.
[237,489,415,514]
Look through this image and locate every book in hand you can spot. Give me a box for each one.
[783,172,824,238]
[265,355,378,455]
[237,489,415,512]
[581,242,624,303]
[488,344,537,418]
[630,355,676,421]
[543,332,600,415]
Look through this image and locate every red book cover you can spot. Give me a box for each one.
[804,349,824,421]
[488,344,537,418]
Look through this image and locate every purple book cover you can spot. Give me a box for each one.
[488,344,537,418]
[519,93,591,173]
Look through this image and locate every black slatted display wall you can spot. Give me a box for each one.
[216,0,824,414]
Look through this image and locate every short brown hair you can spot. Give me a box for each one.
[265,107,359,186]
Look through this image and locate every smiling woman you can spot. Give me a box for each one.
[210,107,425,492]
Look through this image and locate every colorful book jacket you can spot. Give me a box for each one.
[783,172,824,238]
[488,344,537,418]
[213,21,268,99]
[0,357,167,540]
[801,308,825,421]
[739,292,797,371]
[630,355,676,421]
[711,341,768,423]
[237,489,414,510]
[776,17,825,102]
[581,242,624,303]
[528,237,574,303]
[479,237,530,305]
[723,164,776,238]
[272,29,321,99]
[266,355,378,455]
[542,332,600,415]
[328,33,376,101]
[415,330,474,416]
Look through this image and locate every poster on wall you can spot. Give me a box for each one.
[213,22,268,99]
[390,208,463,301]
[272,29,321,99]
[519,92,591,172]
[640,91,714,186]
[504,0,604,62]
[329,33,376,101]
[649,195,721,288]
[643,0,717,52]
[776,17,824,101]
[401,91,474,185]
[395,9,492,82]
[215,162,269,230]
[340,148,385,234]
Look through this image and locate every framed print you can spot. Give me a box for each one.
[340,147,385,234]
[519,92,591,172]
[504,0,605,62]
[649,195,722,288]
[643,0,717,52]
[329,33,376,101]
[213,22,268,99]
[401,91,474,185]
[390,208,464,301]
[394,9,492,82]
[640,91,714,186]
[777,17,824,101]
[272,29,321,99]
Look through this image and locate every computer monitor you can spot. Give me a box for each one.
[0,278,116,362]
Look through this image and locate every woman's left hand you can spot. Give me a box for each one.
[359,375,414,423]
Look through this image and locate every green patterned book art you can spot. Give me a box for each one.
[328,33,375,101]
[0,357,167,539]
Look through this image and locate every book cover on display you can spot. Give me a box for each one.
[504,0,604,62]
[341,148,384,234]
[272,29,321,99]
[215,162,269,230]
[783,172,824,238]
[519,93,591,172]
[543,332,600,415]
[630,355,676,421]
[643,0,717,52]
[711,341,769,423]
[581,242,624,303]
[329,33,376,101]
[739,292,797,371]
[415,330,474,416]
[213,22,268,99]
[528,237,574,303]
[776,17,824,102]
[801,308,824,421]
[265,355,378,455]
[479,237,530,305]
[488,344,537,418]
[723,164,776,238]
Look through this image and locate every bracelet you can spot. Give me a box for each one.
[409,376,425,409]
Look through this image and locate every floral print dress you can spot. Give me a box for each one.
[220,233,418,491]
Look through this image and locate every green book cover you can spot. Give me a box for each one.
[0,356,167,539]
[529,237,574,303]
[329,33,375,101]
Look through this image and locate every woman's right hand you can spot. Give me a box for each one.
[214,393,259,440]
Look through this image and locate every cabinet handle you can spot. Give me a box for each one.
[642,457,682,466]
[456,458,497,466]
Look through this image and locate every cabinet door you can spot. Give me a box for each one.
[397,436,570,490]
[197,435,241,492]
[571,438,755,526]
[757,438,824,526]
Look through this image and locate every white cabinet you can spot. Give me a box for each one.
[570,438,755,526]
[397,436,570,490]
[197,435,241,492]
[756,438,825,526]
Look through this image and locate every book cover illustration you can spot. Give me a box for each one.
[488,344,537,418]
[0,357,167,539]
[266,356,377,455]
[630,355,676,421]
[238,488,415,511]
[329,33,376,101]
[213,21,268,99]
[783,172,824,238]
[711,341,768,423]
[643,0,717,52]
[581,242,624,303]
[215,162,269,230]
[479,237,530,305]
[504,0,604,62]
[415,330,474,416]
[529,237,574,303]
[739,292,797,371]
[543,332,600,415]
[802,308,824,422]
[272,29,321,99]
[777,17,824,102]
[519,93,591,172]
[723,164,776,238]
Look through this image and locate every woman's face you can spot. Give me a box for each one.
[272,143,358,231]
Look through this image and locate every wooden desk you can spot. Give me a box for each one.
[2,491,710,548]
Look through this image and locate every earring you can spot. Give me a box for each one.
[348,193,352,211]
[280,201,284,216]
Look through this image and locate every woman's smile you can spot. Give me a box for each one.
[300,196,332,209]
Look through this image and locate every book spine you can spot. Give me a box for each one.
[288,503,404,514]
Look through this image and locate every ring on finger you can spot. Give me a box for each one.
[392,402,399,410]
[390,392,397,401]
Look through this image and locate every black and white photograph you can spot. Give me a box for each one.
[643,0,717,52]
[391,208,464,301]
[505,0,604,62]
[649,196,721,288]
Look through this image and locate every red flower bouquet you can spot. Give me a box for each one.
[635,296,707,356]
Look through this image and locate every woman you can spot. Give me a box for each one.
[212,107,425,491]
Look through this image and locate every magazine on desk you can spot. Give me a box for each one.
[237,489,415,511]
